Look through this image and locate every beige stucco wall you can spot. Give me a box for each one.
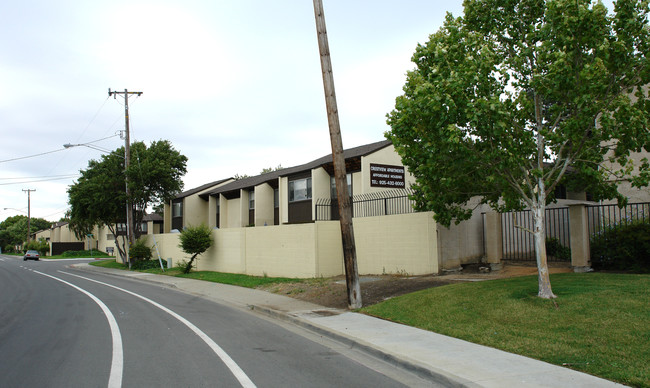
[183,194,210,228]
[225,197,242,228]
[360,144,415,194]
[279,177,289,224]
[255,183,274,227]
[312,167,331,220]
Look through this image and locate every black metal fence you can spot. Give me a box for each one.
[587,202,650,239]
[315,189,416,221]
[500,207,571,262]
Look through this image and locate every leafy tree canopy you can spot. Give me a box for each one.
[0,215,52,249]
[67,139,187,258]
[386,0,649,298]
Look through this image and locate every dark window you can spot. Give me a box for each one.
[289,177,312,202]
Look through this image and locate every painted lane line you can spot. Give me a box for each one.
[60,271,257,388]
[32,270,123,388]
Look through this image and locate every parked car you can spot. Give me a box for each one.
[23,250,40,261]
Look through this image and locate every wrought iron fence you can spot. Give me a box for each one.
[315,189,416,221]
[500,207,571,262]
[587,202,650,238]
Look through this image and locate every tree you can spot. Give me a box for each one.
[386,0,650,298]
[178,224,213,274]
[68,140,187,262]
[0,215,51,251]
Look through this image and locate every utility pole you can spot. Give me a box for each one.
[22,189,35,244]
[312,0,362,309]
[109,88,142,268]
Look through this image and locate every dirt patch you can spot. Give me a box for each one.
[257,262,573,309]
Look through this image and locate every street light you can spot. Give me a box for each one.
[63,143,114,154]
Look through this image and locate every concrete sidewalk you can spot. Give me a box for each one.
[73,263,624,388]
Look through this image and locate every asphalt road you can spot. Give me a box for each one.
[0,255,433,387]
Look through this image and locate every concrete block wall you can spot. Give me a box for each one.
[145,211,446,278]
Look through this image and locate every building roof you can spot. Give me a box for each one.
[143,213,163,222]
[173,178,233,200]
[199,139,393,199]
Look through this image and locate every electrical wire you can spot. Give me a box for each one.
[0,148,68,164]
[0,175,79,186]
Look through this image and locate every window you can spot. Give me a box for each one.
[274,188,279,208]
[289,177,312,202]
[330,174,352,198]
[172,201,183,218]
[141,222,148,234]
[249,191,255,210]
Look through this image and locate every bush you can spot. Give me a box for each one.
[178,224,213,274]
[26,238,49,256]
[591,222,650,273]
[545,237,571,261]
[131,258,167,270]
[129,238,153,261]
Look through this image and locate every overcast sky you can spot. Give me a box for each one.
[1,0,467,222]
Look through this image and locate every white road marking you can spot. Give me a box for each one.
[60,271,257,388]
[32,270,123,388]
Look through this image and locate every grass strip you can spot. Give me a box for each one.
[89,259,300,288]
[362,273,650,387]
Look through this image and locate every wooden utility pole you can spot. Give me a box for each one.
[312,0,362,309]
[22,189,35,243]
[109,88,142,268]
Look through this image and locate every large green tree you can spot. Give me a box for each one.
[387,0,650,298]
[68,139,187,261]
[0,215,51,251]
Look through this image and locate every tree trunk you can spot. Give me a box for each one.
[532,194,556,299]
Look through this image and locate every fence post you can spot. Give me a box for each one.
[568,204,593,272]
[484,212,503,270]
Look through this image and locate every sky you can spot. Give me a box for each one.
[0,0,467,222]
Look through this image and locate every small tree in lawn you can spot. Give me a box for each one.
[178,224,213,274]
[387,0,650,298]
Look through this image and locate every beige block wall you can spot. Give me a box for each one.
[315,222,345,276]
[353,212,439,275]
[207,228,246,272]
[145,211,444,278]
[245,224,318,278]
[436,201,489,269]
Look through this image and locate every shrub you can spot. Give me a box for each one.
[545,237,571,261]
[129,238,153,261]
[131,258,167,270]
[591,222,650,273]
[178,224,213,274]
[26,238,49,256]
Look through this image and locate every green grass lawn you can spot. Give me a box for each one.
[362,273,649,387]
[89,259,300,288]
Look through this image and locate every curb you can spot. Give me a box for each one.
[248,305,473,388]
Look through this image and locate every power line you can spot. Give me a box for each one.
[0,175,79,186]
[0,148,67,164]
[0,134,120,164]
